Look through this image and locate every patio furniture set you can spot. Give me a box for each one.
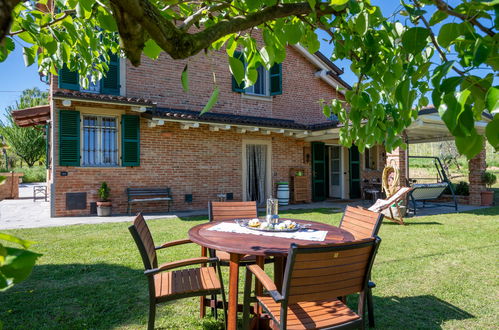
[129,193,409,330]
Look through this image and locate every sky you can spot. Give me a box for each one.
[0,0,475,117]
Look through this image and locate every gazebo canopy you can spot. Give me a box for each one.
[11,105,50,127]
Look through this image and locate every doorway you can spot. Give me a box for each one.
[329,146,342,198]
[243,142,270,205]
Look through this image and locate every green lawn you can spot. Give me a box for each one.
[1,207,498,329]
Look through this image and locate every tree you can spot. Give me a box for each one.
[0,0,497,159]
[0,88,48,167]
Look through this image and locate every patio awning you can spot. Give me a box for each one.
[11,105,50,127]
[405,108,491,144]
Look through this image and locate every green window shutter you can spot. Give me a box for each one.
[101,53,120,95]
[231,51,246,92]
[121,115,140,167]
[270,62,282,96]
[58,65,79,91]
[59,110,80,166]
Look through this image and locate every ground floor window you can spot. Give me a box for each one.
[82,115,118,166]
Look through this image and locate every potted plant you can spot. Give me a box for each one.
[481,172,497,206]
[96,182,112,216]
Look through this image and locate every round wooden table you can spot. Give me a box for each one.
[188,219,355,330]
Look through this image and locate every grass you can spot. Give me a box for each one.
[1,207,498,329]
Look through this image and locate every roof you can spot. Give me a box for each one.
[418,106,493,120]
[11,105,50,127]
[53,91,155,106]
[145,108,338,131]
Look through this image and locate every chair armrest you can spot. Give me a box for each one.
[247,264,283,302]
[155,238,192,250]
[144,257,218,276]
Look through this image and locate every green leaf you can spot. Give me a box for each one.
[259,46,274,70]
[143,39,162,59]
[473,39,491,67]
[0,37,15,62]
[97,12,117,32]
[486,86,499,113]
[331,0,349,5]
[200,86,220,115]
[283,23,302,45]
[455,132,484,160]
[395,79,411,111]
[486,115,499,150]
[429,10,448,25]
[228,55,245,85]
[437,23,462,48]
[22,47,36,66]
[307,0,316,10]
[0,247,41,290]
[0,233,35,249]
[181,64,189,92]
[402,27,430,54]
[354,13,367,36]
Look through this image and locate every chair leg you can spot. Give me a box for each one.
[367,287,375,328]
[148,302,156,330]
[211,294,218,319]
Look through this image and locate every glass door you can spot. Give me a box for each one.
[329,146,342,198]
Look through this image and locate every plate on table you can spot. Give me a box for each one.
[235,218,303,232]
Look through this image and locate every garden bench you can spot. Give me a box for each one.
[126,187,173,215]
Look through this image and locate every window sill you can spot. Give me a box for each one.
[79,166,125,169]
[241,93,273,102]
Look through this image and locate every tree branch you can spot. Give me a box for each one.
[0,0,21,42]
[431,0,495,37]
[108,0,344,65]
[8,10,75,36]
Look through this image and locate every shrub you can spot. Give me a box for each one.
[482,172,497,189]
[455,181,470,196]
[98,182,110,201]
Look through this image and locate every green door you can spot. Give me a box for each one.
[349,146,361,199]
[312,142,326,201]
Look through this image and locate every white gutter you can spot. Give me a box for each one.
[292,44,347,95]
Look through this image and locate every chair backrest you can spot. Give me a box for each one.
[339,206,384,239]
[368,186,413,212]
[208,201,257,222]
[128,213,158,270]
[282,237,381,305]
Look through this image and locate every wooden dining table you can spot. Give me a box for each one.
[188,218,355,330]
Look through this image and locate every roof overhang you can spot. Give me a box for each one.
[12,105,50,127]
[292,44,351,94]
[53,91,155,110]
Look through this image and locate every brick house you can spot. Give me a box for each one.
[13,44,491,217]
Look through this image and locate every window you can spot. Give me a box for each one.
[80,79,100,93]
[245,66,269,96]
[231,51,282,96]
[82,115,118,166]
[365,147,378,170]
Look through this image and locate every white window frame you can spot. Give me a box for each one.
[245,66,270,96]
[81,115,119,167]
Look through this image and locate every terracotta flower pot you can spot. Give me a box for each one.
[480,191,494,206]
[96,201,112,216]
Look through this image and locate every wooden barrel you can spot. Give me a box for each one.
[276,182,289,206]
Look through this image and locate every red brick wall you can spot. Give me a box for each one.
[52,47,343,125]
[52,105,311,216]
[468,146,487,206]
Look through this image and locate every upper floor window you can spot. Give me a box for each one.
[365,147,378,170]
[231,51,282,96]
[82,115,118,167]
[58,54,120,95]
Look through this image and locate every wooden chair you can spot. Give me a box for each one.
[206,201,260,265]
[242,237,381,330]
[367,186,413,225]
[340,206,384,327]
[129,213,227,330]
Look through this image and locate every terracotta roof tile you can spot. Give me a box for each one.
[53,91,155,106]
[146,108,338,130]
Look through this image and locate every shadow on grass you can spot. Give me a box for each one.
[461,206,499,216]
[349,294,474,328]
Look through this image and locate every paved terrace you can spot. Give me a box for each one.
[0,183,487,230]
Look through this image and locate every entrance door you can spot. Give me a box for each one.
[245,144,267,205]
[312,142,326,201]
[349,146,361,199]
[329,146,342,198]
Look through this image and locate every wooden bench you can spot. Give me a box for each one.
[126,187,173,215]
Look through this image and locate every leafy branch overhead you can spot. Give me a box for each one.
[0,0,497,159]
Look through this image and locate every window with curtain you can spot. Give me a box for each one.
[82,115,118,166]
